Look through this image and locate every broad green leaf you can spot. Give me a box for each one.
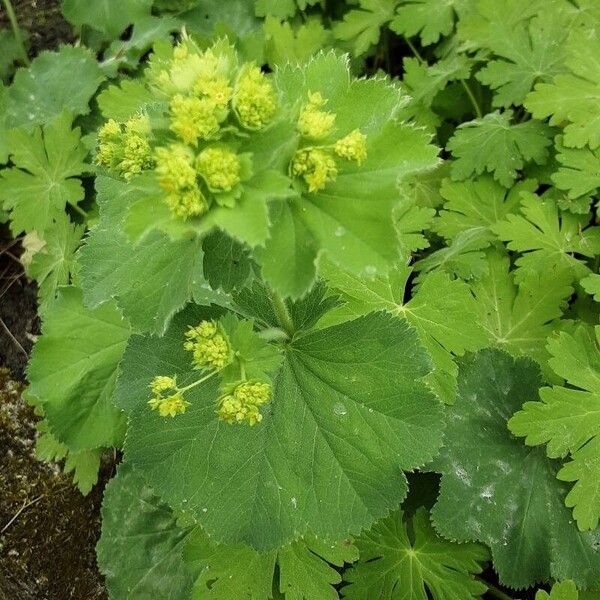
[5,45,105,127]
[430,349,600,589]
[492,191,600,282]
[447,110,552,187]
[184,528,358,599]
[181,0,260,36]
[525,35,600,149]
[255,0,298,18]
[26,214,84,307]
[27,287,129,451]
[115,308,444,550]
[62,0,153,39]
[321,265,488,402]
[0,28,28,82]
[202,231,252,293]
[97,463,195,599]
[343,508,489,600]
[263,17,333,69]
[470,250,572,368]
[581,274,600,302]
[0,112,88,236]
[0,85,8,164]
[265,53,439,297]
[78,175,208,334]
[509,326,600,530]
[333,0,399,56]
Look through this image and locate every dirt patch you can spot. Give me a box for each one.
[0,369,110,600]
[0,0,74,56]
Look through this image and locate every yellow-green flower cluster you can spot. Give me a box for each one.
[233,65,278,130]
[217,380,272,426]
[155,145,207,219]
[291,92,368,193]
[148,375,190,417]
[184,320,231,370]
[96,115,154,180]
[196,146,241,192]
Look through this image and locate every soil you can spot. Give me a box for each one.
[0,0,74,58]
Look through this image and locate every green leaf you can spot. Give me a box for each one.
[470,250,572,368]
[320,265,488,402]
[182,0,260,36]
[115,308,444,550]
[35,419,102,494]
[265,53,439,297]
[97,463,195,599]
[78,175,208,334]
[461,6,571,107]
[525,35,600,149]
[492,191,600,282]
[26,214,84,308]
[5,45,105,128]
[430,349,600,589]
[553,141,600,199]
[0,112,88,235]
[62,0,153,39]
[202,231,252,293]
[0,28,28,82]
[97,79,154,121]
[509,326,600,531]
[536,581,578,600]
[343,508,489,600]
[184,527,358,599]
[433,176,536,242]
[0,85,8,164]
[255,0,297,19]
[263,16,333,68]
[333,0,399,56]
[447,110,552,187]
[391,0,465,46]
[27,286,130,451]
[581,274,600,302]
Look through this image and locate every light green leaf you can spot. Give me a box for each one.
[78,175,207,334]
[5,45,105,128]
[470,250,572,367]
[553,141,600,199]
[27,286,130,451]
[536,581,578,600]
[581,274,600,302]
[0,112,88,235]
[97,463,195,600]
[447,110,553,187]
[430,349,600,590]
[333,0,399,56]
[62,0,153,39]
[26,214,84,307]
[184,528,357,599]
[391,0,466,46]
[525,35,600,149]
[115,308,444,550]
[509,326,600,531]
[492,191,600,282]
[343,508,489,600]
[97,79,154,121]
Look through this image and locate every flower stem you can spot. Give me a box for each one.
[268,288,295,338]
[2,0,29,66]
[480,580,513,600]
[179,370,218,393]
[460,80,483,119]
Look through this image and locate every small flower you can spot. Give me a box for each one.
[155,144,207,219]
[194,74,233,110]
[148,392,190,417]
[148,375,189,417]
[184,320,231,370]
[297,92,336,140]
[291,147,338,192]
[196,146,241,192]
[217,380,272,426]
[334,129,367,165]
[233,65,277,130]
[169,95,220,146]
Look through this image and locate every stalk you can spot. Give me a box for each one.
[268,288,295,338]
[2,0,29,66]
